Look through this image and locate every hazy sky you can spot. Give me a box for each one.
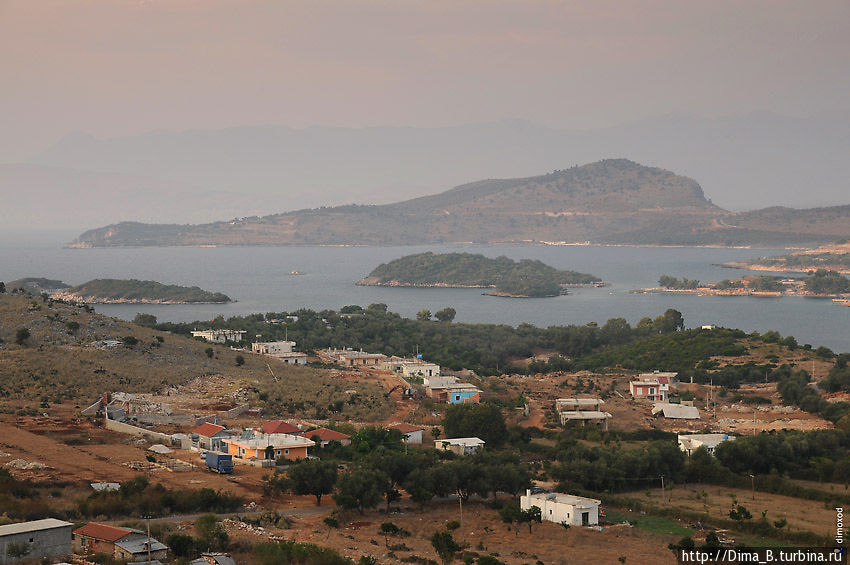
[1,0,849,161]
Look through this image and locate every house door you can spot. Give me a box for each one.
[581,512,589,526]
[265,446,275,460]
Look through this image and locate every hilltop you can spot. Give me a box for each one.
[69,159,850,247]
[0,293,391,421]
[358,252,600,297]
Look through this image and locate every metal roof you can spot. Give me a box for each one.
[0,518,72,537]
[115,534,169,554]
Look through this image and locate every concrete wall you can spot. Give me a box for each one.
[0,525,72,564]
[217,403,250,420]
[103,416,171,443]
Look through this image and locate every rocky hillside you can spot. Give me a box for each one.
[69,159,850,247]
[0,293,390,420]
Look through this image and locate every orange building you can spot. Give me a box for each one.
[223,432,314,461]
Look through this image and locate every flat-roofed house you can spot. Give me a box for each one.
[320,348,387,366]
[520,490,601,526]
[555,398,612,430]
[72,523,168,562]
[629,380,667,402]
[0,518,72,564]
[223,432,314,461]
[401,361,441,379]
[190,330,246,343]
[252,341,307,364]
[252,340,295,355]
[191,422,231,452]
[443,383,481,404]
[435,437,485,456]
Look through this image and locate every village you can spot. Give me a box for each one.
[1,315,841,565]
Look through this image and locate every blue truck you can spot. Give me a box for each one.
[205,452,234,474]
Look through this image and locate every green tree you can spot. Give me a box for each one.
[133,313,158,327]
[0,281,5,293]
[165,533,196,557]
[431,530,460,565]
[65,320,80,333]
[121,335,138,346]
[417,309,432,321]
[518,506,542,534]
[15,327,30,345]
[288,459,339,505]
[729,504,752,526]
[195,513,228,551]
[435,307,457,323]
[443,403,507,447]
[235,354,245,366]
[205,347,214,359]
[334,467,384,514]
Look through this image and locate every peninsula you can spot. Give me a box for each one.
[633,272,850,301]
[718,241,850,274]
[49,278,232,304]
[357,252,600,298]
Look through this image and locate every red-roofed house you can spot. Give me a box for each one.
[191,422,231,451]
[299,427,351,447]
[72,522,168,561]
[261,420,300,435]
[389,422,424,444]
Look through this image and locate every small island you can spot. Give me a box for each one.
[357,252,601,298]
[50,278,232,304]
[719,241,850,274]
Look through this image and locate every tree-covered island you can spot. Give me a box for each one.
[51,278,232,304]
[357,252,601,298]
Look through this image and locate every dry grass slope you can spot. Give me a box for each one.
[0,294,392,421]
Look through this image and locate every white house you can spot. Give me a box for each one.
[401,361,441,379]
[434,437,485,456]
[252,341,307,364]
[678,433,734,456]
[252,341,295,355]
[520,490,601,526]
[389,422,424,444]
[191,330,247,343]
[424,375,458,389]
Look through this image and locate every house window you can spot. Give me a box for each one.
[284,449,290,455]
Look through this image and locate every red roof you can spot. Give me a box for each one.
[73,522,132,542]
[300,427,350,442]
[389,423,423,433]
[192,422,225,437]
[261,420,300,434]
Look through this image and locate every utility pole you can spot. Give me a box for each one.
[749,474,755,501]
[660,475,665,504]
[753,408,757,435]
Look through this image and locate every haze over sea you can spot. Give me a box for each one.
[1,231,847,353]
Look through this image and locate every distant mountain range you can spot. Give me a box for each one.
[2,113,849,231]
[69,159,850,247]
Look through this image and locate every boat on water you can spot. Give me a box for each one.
[290,270,305,276]
[832,298,850,306]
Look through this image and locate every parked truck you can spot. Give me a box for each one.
[205,452,234,474]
